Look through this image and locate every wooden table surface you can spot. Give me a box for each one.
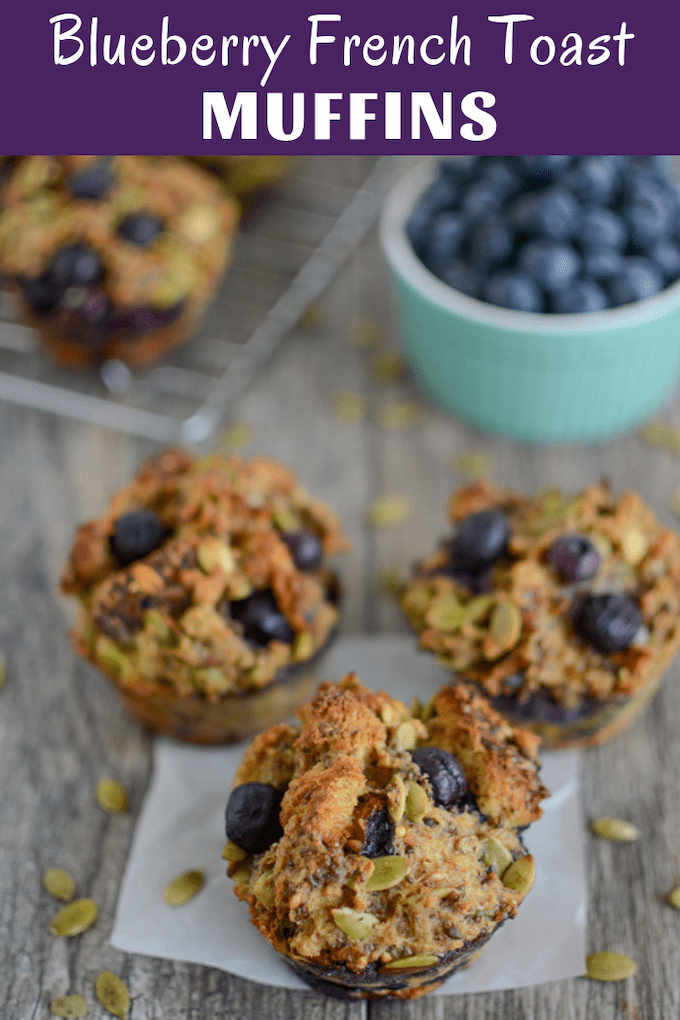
[2,179,680,1019]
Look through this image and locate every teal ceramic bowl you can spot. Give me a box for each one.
[380,160,680,444]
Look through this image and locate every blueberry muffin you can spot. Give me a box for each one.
[401,478,680,749]
[0,155,239,368]
[188,155,294,199]
[224,673,547,999]
[60,448,349,743]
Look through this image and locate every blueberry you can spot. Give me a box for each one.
[225,782,283,855]
[110,508,166,567]
[450,508,510,573]
[552,279,608,313]
[425,212,468,267]
[282,530,323,571]
[480,159,521,202]
[516,156,572,182]
[547,534,601,582]
[19,273,62,315]
[462,180,502,218]
[583,248,625,283]
[48,244,104,288]
[67,158,117,200]
[624,181,674,249]
[519,240,581,294]
[609,257,663,306]
[468,217,514,270]
[510,187,581,242]
[229,589,294,646]
[573,593,641,653]
[437,259,482,298]
[118,213,164,247]
[484,269,544,311]
[565,156,620,205]
[361,807,394,857]
[648,239,680,284]
[411,747,468,807]
[579,207,627,251]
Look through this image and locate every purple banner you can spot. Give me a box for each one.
[1,1,677,153]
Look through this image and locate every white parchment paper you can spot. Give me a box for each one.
[111,636,586,995]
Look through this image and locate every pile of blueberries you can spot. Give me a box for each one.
[406,155,680,313]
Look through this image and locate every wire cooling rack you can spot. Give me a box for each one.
[0,155,408,443]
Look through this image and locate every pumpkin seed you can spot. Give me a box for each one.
[350,319,380,348]
[95,971,130,1018]
[364,856,409,892]
[367,496,412,529]
[377,566,407,596]
[333,392,366,423]
[621,527,648,566]
[0,654,5,690]
[585,951,636,981]
[292,632,315,662]
[667,886,680,910]
[220,422,253,452]
[425,595,466,632]
[230,864,252,886]
[387,775,406,823]
[163,868,204,906]
[50,994,88,1018]
[482,836,513,877]
[591,817,640,842]
[640,422,680,455]
[487,602,522,656]
[501,855,535,896]
[221,840,247,863]
[43,868,75,902]
[405,781,429,823]
[451,451,493,479]
[50,898,98,937]
[464,595,495,624]
[371,353,407,384]
[95,637,129,679]
[331,907,378,941]
[379,401,422,430]
[384,955,438,969]
[394,721,418,752]
[95,778,129,814]
[196,538,234,575]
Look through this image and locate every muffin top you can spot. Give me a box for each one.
[226,673,547,974]
[61,448,349,696]
[0,155,239,314]
[401,478,680,709]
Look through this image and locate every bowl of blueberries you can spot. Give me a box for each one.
[380,155,680,443]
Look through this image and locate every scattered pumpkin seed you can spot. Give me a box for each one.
[376,565,407,596]
[299,302,323,329]
[384,955,438,970]
[585,951,636,981]
[640,422,680,454]
[451,452,493,479]
[332,392,366,423]
[364,856,409,891]
[50,994,88,1018]
[482,836,513,876]
[488,602,522,654]
[387,775,406,823]
[371,352,407,384]
[95,778,129,814]
[367,496,412,529]
[222,840,247,863]
[350,319,380,348]
[667,886,680,910]
[95,971,130,1019]
[49,898,98,937]
[196,538,234,575]
[379,400,422,429]
[43,868,76,902]
[0,654,5,690]
[394,721,418,752]
[621,527,648,566]
[501,855,535,896]
[405,781,429,823]
[163,868,205,906]
[220,422,253,451]
[425,594,466,632]
[292,632,315,662]
[591,817,640,842]
[331,907,378,941]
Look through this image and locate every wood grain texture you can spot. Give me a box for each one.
[2,222,680,1018]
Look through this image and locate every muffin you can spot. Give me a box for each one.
[60,448,349,743]
[401,478,680,749]
[188,155,294,199]
[0,155,240,368]
[224,673,547,999]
